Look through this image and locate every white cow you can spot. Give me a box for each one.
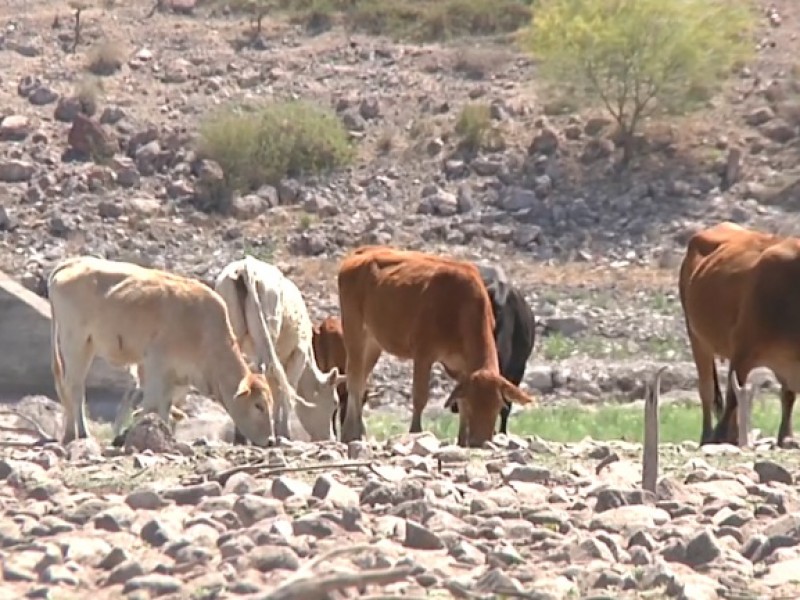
[48,255,275,446]
[215,255,345,441]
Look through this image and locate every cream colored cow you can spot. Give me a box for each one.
[215,256,345,441]
[47,255,274,446]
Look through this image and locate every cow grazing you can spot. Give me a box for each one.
[444,263,536,435]
[679,221,797,446]
[215,256,345,441]
[311,315,350,434]
[337,245,536,447]
[311,315,381,437]
[47,256,274,446]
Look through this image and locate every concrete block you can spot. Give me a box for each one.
[0,270,133,398]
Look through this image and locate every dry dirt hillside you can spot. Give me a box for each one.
[2,0,800,406]
[3,1,800,598]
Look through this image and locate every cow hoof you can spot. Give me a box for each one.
[778,437,800,450]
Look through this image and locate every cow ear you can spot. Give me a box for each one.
[235,376,251,399]
[443,382,465,412]
[326,367,341,386]
[499,378,535,406]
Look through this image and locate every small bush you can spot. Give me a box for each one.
[86,40,125,76]
[197,100,355,193]
[455,102,492,152]
[74,76,104,116]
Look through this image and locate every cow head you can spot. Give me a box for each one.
[228,372,274,446]
[444,368,535,447]
[298,366,347,438]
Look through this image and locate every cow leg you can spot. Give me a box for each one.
[498,402,512,436]
[777,386,796,448]
[138,358,174,424]
[341,340,380,443]
[687,331,721,445]
[333,385,347,439]
[498,356,526,436]
[57,335,94,444]
[410,358,433,434]
[340,339,368,443]
[713,361,753,445]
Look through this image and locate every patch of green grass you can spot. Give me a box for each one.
[365,397,784,445]
[540,332,578,360]
[648,291,676,313]
[197,100,355,198]
[263,0,533,42]
[539,332,688,361]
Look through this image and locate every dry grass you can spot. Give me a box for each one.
[452,46,511,80]
[455,102,493,152]
[374,127,398,155]
[85,39,125,76]
[270,0,533,42]
[74,76,104,116]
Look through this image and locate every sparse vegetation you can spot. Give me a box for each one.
[365,397,784,445]
[86,39,125,75]
[230,0,272,40]
[74,76,103,116]
[523,0,757,166]
[197,100,356,194]
[257,0,534,42]
[455,102,492,153]
[299,214,314,230]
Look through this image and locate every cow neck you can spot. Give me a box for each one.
[206,341,251,408]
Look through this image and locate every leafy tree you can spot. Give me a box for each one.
[523,0,756,166]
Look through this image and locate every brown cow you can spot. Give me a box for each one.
[311,316,349,432]
[311,315,386,437]
[336,245,535,447]
[679,221,797,446]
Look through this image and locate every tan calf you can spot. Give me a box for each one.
[48,256,274,446]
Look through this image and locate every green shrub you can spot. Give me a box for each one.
[196,100,355,193]
[455,102,492,152]
[523,0,756,166]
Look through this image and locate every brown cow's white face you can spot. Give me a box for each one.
[229,373,274,446]
[294,368,346,441]
[447,369,535,447]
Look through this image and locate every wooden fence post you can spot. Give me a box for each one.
[642,366,666,493]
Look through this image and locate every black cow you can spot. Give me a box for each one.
[445,263,536,435]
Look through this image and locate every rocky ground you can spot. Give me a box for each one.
[3,0,800,597]
[3,396,800,599]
